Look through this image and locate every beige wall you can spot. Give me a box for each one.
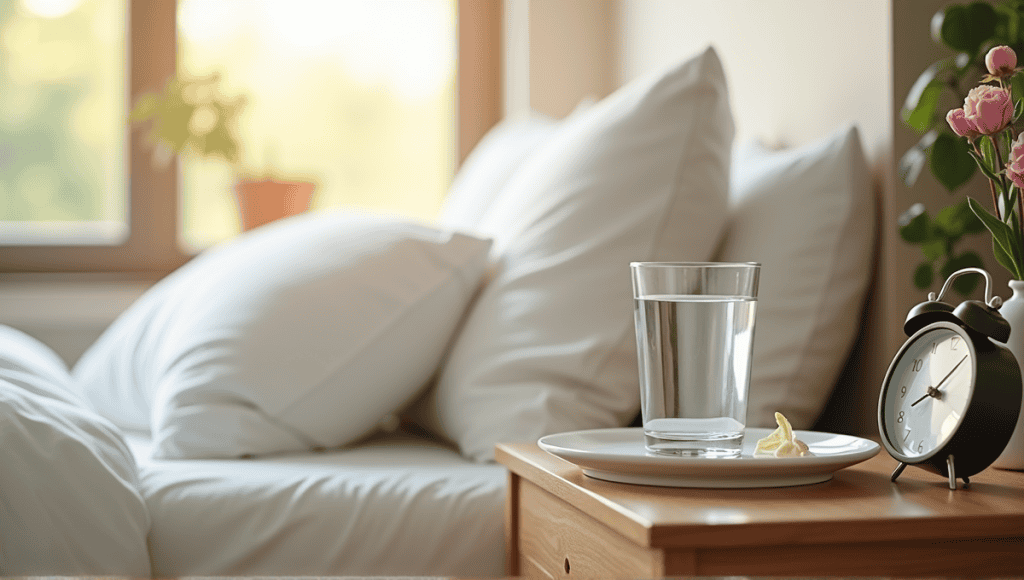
[521,0,891,155]
[504,0,617,119]
[529,0,616,118]
[616,0,893,156]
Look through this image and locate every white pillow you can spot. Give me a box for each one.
[719,126,874,430]
[439,103,595,234]
[0,325,151,575]
[439,115,556,233]
[74,211,492,459]
[416,46,734,461]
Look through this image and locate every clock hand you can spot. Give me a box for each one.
[910,355,968,407]
[933,355,969,392]
[910,391,931,407]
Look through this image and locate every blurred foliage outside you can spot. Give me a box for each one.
[0,0,455,250]
[0,0,125,240]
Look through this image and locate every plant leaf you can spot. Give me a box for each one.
[931,9,946,44]
[128,94,158,123]
[957,198,986,234]
[922,239,946,261]
[898,204,931,243]
[1013,71,1024,104]
[994,3,1021,46]
[902,79,946,133]
[967,147,1003,191]
[993,229,1019,277]
[1002,203,1024,277]
[899,130,938,187]
[935,203,968,238]
[940,3,998,54]
[914,262,934,290]
[1006,187,1020,224]
[932,132,977,191]
[968,197,1020,277]
[981,134,999,174]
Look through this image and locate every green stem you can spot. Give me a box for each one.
[992,135,1009,193]
[975,140,1003,220]
[1016,184,1024,277]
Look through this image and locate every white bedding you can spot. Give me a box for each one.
[124,430,508,577]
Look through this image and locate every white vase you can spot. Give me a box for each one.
[994,280,1024,470]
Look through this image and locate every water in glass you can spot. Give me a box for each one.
[634,294,756,457]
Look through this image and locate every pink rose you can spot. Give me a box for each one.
[986,45,1018,77]
[964,85,1013,135]
[1007,133,1024,190]
[946,108,979,139]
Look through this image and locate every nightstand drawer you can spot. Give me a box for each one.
[517,479,663,579]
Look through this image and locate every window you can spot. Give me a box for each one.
[0,0,127,246]
[178,0,456,248]
[0,0,500,274]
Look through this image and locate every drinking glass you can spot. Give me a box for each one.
[631,262,760,458]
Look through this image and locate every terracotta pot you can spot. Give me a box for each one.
[234,178,314,231]
[994,279,1024,470]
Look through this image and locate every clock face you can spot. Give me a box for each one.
[882,326,975,459]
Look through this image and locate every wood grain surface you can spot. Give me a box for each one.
[498,441,1024,577]
[497,442,1024,549]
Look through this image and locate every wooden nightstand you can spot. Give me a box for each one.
[496,441,1024,578]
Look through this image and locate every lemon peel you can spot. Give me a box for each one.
[754,412,812,457]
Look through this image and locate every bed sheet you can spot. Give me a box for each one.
[125,431,508,577]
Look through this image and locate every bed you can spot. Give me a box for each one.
[125,430,506,577]
[0,3,898,574]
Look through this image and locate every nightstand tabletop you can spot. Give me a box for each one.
[495,440,1024,550]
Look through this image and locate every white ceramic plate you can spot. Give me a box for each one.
[538,427,880,488]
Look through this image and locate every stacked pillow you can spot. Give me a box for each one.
[0,326,151,575]
[438,115,557,232]
[74,211,492,459]
[438,100,593,233]
[718,126,874,429]
[414,46,735,461]
[71,45,871,468]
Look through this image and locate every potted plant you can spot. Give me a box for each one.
[129,72,315,232]
[899,0,1024,470]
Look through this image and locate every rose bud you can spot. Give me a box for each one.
[986,45,1018,77]
[947,108,979,139]
[964,85,1014,135]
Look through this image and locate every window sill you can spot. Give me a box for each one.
[0,273,153,328]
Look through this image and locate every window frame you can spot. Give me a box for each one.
[1,0,501,276]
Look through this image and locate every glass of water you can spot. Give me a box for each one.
[631,262,760,458]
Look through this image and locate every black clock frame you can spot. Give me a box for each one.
[879,321,1022,481]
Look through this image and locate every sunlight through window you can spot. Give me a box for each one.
[177,0,456,250]
[0,0,126,244]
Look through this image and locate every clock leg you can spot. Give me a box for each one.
[890,462,907,482]
[947,455,957,490]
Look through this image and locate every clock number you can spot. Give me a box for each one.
[912,359,923,372]
[900,385,907,398]
[951,336,960,350]
[897,410,905,424]
[931,342,938,354]
[917,441,924,453]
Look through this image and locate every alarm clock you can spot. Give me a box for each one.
[879,267,1023,490]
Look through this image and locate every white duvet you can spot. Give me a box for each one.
[125,430,508,577]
